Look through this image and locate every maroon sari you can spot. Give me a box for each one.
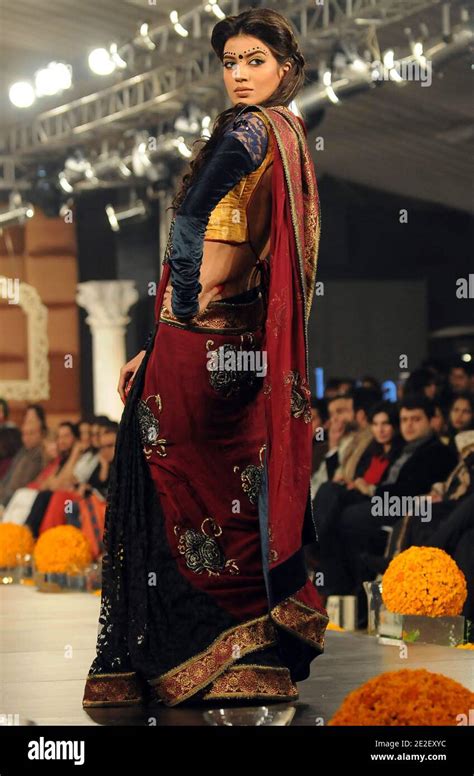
[83,105,327,708]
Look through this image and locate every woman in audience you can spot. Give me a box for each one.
[442,393,474,453]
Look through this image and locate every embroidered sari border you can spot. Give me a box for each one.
[202,664,298,701]
[271,596,329,651]
[83,671,145,707]
[148,613,277,706]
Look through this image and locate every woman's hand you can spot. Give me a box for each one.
[163,283,225,321]
[352,477,371,495]
[118,350,146,404]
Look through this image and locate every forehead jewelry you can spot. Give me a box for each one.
[223,47,269,59]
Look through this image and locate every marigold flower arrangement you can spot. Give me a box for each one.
[34,525,92,574]
[329,669,474,726]
[0,523,35,567]
[382,546,467,617]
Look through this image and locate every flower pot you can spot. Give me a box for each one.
[377,607,470,646]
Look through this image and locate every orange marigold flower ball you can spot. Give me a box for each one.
[329,669,474,726]
[0,523,35,567]
[34,525,92,574]
[382,546,467,617]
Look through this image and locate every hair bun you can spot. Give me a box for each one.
[292,48,305,66]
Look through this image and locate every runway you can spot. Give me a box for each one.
[1,585,472,727]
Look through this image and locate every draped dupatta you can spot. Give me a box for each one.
[243,106,327,652]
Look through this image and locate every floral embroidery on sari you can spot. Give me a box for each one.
[284,370,312,423]
[205,334,261,398]
[174,517,240,576]
[234,443,266,505]
[137,394,168,459]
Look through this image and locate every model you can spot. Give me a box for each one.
[83,7,327,709]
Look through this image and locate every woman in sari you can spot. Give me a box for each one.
[83,8,327,709]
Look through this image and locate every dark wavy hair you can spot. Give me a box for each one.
[170,8,306,212]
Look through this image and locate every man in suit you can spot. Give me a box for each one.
[320,394,458,605]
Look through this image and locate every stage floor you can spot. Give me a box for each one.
[1,585,472,726]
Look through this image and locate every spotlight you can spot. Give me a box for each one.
[92,154,132,180]
[59,156,97,190]
[173,137,192,158]
[88,48,115,75]
[0,194,35,227]
[170,11,189,38]
[201,115,212,139]
[382,49,403,82]
[35,62,72,97]
[58,172,74,193]
[9,81,35,108]
[322,70,340,104]
[138,22,156,51]
[204,1,225,19]
[109,43,128,70]
[105,195,148,232]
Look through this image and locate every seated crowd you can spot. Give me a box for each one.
[309,359,474,628]
[1,358,473,629]
[0,399,118,561]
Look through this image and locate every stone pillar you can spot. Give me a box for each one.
[76,280,139,420]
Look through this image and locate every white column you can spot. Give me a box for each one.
[76,280,139,421]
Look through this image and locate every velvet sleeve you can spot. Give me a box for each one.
[167,111,269,321]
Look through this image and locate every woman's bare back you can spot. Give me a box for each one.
[178,161,273,301]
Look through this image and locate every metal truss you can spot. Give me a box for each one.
[0,0,445,161]
[0,157,31,191]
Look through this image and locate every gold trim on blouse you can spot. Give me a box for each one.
[204,112,274,244]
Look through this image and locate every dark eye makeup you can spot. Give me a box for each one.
[223,58,265,69]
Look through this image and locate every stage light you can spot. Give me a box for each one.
[131,136,153,176]
[174,137,192,158]
[205,1,225,20]
[58,172,74,193]
[201,115,212,139]
[35,62,72,96]
[350,57,367,73]
[88,48,115,75]
[170,11,189,37]
[91,154,132,180]
[105,197,148,232]
[383,49,395,68]
[138,22,156,50]
[84,166,98,183]
[382,49,403,83]
[59,157,99,190]
[109,43,127,70]
[175,110,201,135]
[9,81,35,108]
[413,41,424,58]
[0,195,35,226]
[322,70,340,104]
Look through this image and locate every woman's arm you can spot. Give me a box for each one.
[168,110,269,321]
